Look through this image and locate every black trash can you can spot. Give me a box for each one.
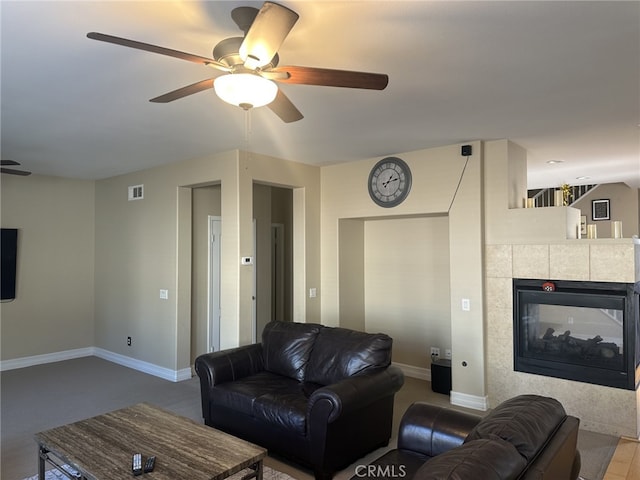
[431,358,452,395]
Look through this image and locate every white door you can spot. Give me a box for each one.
[208,216,221,352]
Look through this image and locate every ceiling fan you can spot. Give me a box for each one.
[1,160,32,176]
[87,1,388,123]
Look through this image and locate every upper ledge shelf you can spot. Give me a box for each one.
[570,237,638,243]
[498,238,638,246]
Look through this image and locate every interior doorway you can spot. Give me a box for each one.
[253,184,293,337]
[190,184,221,365]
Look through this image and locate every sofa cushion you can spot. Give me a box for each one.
[465,394,567,462]
[305,327,392,385]
[414,439,527,480]
[262,321,321,381]
[211,371,310,435]
[211,371,296,416]
[253,388,309,436]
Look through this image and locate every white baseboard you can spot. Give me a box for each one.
[393,361,430,381]
[0,347,191,382]
[393,362,489,412]
[93,348,192,382]
[0,347,94,371]
[451,390,489,411]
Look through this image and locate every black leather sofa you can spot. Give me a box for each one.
[353,394,581,480]
[194,321,405,480]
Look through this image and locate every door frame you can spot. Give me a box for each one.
[207,215,221,352]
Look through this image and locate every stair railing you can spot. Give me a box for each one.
[529,184,597,207]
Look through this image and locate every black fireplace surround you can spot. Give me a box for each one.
[513,278,640,390]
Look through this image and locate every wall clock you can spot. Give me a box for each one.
[368,157,412,207]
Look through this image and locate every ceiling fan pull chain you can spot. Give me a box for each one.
[244,108,252,147]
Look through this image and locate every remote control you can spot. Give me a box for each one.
[132,453,143,476]
[144,455,156,473]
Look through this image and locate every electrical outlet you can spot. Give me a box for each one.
[445,349,452,359]
[430,347,440,357]
[127,336,132,346]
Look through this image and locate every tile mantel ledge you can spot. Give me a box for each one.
[486,237,639,246]
[485,237,639,284]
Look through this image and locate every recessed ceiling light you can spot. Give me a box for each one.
[576,176,591,180]
[547,160,564,165]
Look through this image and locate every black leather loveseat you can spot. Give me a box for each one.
[353,394,581,480]
[195,321,405,480]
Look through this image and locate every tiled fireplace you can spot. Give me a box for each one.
[485,241,640,438]
[513,278,639,390]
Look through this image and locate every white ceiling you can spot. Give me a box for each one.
[1,1,639,189]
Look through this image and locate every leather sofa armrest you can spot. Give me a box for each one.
[195,343,264,388]
[307,365,404,423]
[397,402,482,457]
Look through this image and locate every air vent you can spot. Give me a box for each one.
[128,184,144,201]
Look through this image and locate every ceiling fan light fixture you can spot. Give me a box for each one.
[214,73,277,110]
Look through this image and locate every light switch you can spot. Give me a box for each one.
[160,289,169,300]
[462,298,470,311]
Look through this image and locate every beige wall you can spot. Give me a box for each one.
[1,150,319,373]
[484,140,582,244]
[338,219,365,332]
[93,150,320,373]
[364,216,451,368]
[321,141,487,405]
[0,175,95,360]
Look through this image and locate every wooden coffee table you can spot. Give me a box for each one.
[34,403,267,480]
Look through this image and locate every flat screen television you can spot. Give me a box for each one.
[1,228,18,300]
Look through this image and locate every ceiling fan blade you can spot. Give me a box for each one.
[150,79,214,103]
[239,2,299,69]
[1,167,31,176]
[268,89,303,123]
[86,32,230,71]
[1,160,20,166]
[269,66,389,90]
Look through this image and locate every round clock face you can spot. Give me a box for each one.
[368,157,412,207]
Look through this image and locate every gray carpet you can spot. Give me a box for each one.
[1,356,620,480]
[576,430,619,480]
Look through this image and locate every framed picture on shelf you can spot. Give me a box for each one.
[592,199,610,221]
[580,215,587,235]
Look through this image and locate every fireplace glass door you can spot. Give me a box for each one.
[513,279,639,390]
[522,296,624,370]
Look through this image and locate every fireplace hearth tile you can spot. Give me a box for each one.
[590,244,635,282]
[486,244,512,278]
[550,244,589,280]
[513,244,549,278]
[485,277,512,310]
